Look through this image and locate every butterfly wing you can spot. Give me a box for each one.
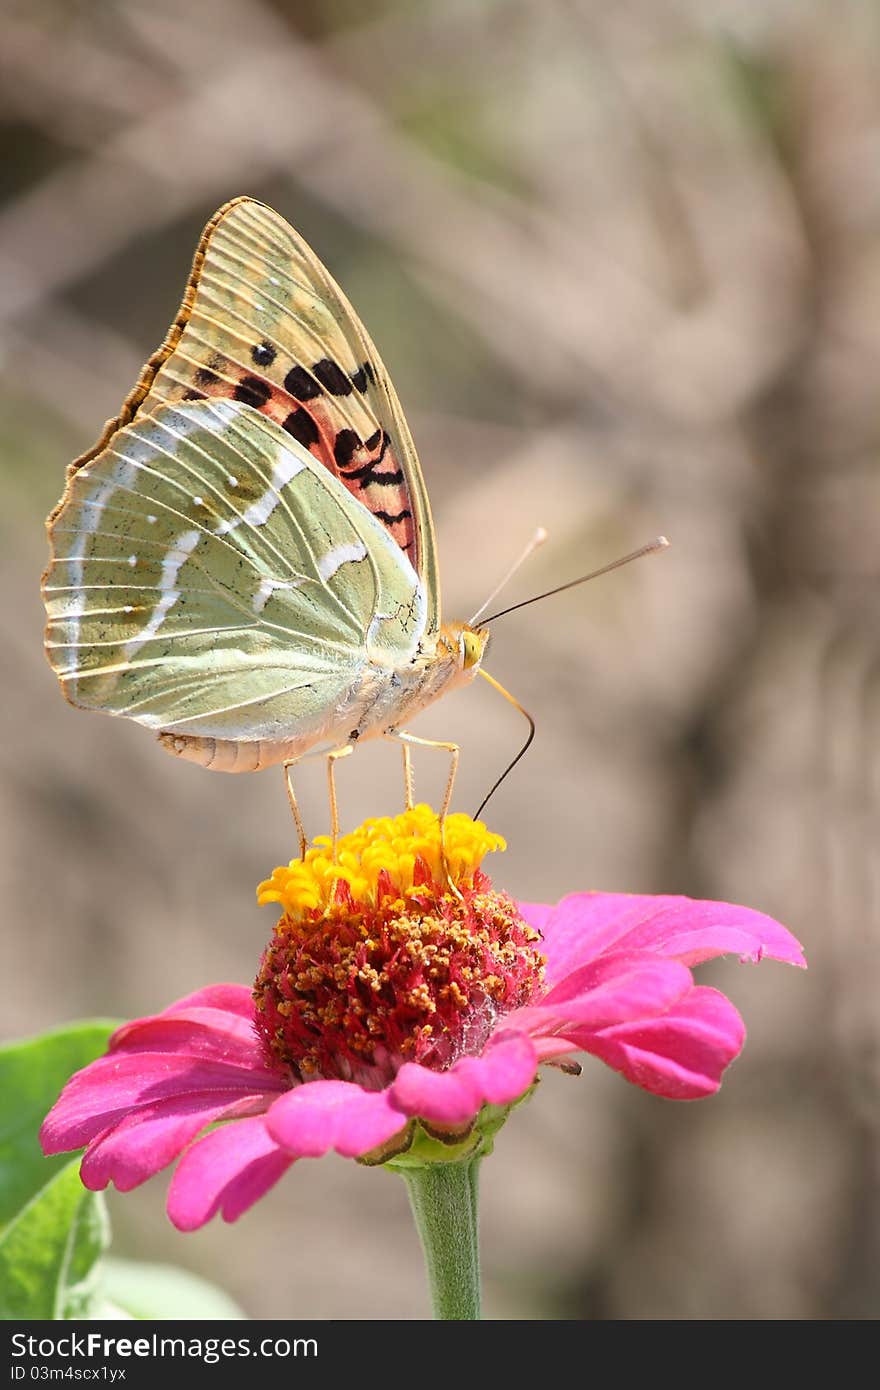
[44,399,427,747]
[72,197,441,634]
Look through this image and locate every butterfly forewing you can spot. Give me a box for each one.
[45,399,427,742]
[73,198,440,633]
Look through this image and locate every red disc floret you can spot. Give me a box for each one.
[253,862,545,1089]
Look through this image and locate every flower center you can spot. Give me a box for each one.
[253,806,544,1088]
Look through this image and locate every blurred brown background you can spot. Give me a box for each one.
[2,0,878,1319]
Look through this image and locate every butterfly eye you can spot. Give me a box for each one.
[460,629,488,670]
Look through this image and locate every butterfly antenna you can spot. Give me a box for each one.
[472,537,669,815]
[473,669,536,820]
[469,527,548,626]
[482,536,669,624]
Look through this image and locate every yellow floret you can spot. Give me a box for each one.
[257,804,505,918]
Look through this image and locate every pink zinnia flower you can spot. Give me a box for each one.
[41,807,805,1232]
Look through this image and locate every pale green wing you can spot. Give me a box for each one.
[43,399,426,742]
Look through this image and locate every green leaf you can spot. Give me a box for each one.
[0,1020,117,1228]
[98,1258,248,1321]
[0,1160,110,1319]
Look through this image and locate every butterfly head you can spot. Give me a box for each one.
[433,621,490,687]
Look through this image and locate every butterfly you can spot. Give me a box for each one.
[42,197,495,836]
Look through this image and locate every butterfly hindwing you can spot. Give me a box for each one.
[45,399,427,742]
[73,198,440,633]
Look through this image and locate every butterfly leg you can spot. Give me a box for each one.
[385,731,460,892]
[401,741,415,810]
[282,761,308,860]
[326,744,355,858]
[282,741,355,859]
[389,732,459,821]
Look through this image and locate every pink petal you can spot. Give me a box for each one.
[167,1116,293,1230]
[109,1009,266,1069]
[512,952,693,1035]
[158,984,256,1018]
[79,1093,268,1192]
[266,1081,407,1158]
[567,985,746,1099]
[531,893,805,986]
[391,1032,538,1127]
[41,1052,284,1153]
[41,985,285,1158]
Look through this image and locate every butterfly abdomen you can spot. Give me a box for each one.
[158,732,318,772]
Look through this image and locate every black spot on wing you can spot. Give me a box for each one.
[283,364,321,400]
[333,429,360,468]
[234,376,272,409]
[338,431,391,481]
[251,341,276,367]
[282,408,320,448]
[195,367,219,389]
[341,462,405,487]
[313,359,352,396]
[350,361,375,393]
[373,508,412,526]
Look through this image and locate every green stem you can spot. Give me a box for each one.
[401,1159,482,1319]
